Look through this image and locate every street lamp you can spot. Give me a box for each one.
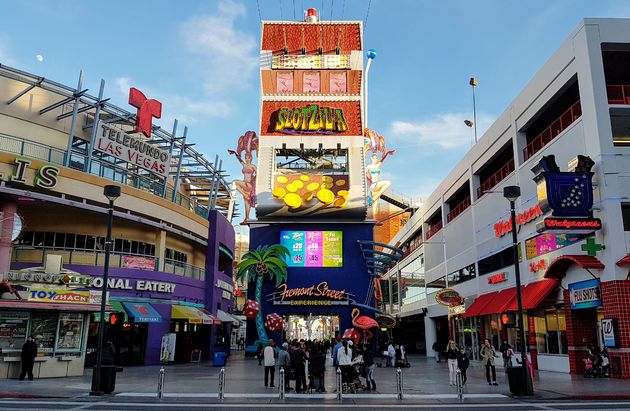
[90,184,121,395]
[363,49,377,129]
[469,77,478,143]
[503,185,533,395]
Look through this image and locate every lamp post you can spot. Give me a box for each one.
[90,184,121,395]
[469,77,478,144]
[363,49,377,130]
[503,185,533,395]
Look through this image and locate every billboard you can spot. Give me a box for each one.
[280,231,342,267]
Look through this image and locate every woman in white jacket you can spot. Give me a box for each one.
[336,340,353,383]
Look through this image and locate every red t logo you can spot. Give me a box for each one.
[128,87,162,137]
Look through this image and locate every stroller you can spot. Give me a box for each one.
[342,356,366,393]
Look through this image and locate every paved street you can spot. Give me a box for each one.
[1,353,629,409]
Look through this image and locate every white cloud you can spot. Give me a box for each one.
[0,36,15,65]
[179,0,257,93]
[114,76,231,126]
[389,112,495,150]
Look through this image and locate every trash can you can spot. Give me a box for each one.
[507,366,531,395]
[92,365,123,394]
[213,352,227,367]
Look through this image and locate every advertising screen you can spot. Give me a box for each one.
[281,231,342,267]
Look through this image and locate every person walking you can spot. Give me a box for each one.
[481,338,499,386]
[263,339,276,387]
[457,347,470,385]
[499,340,513,369]
[387,342,396,367]
[432,341,442,363]
[277,342,292,391]
[361,342,376,391]
[19,335,37,381]
[290,342,307,392]
[257,343,264,366]
[332,336,342,368]
[446,340,459,385]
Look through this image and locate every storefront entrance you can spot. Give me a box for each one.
[454,316,480,360]
[285,314,340,342]
[86,321,148,367]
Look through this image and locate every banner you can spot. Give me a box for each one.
[28,288,91,304]
[161,333,176,363]
[122,256,156,271]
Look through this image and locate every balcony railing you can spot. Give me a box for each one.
[476,158,515,199]
[607,84,630,104]
[425,220,443,240]
[523,100,582,161]
[446,196,471,223]
[11,247,206,280]
[0,133,210,220]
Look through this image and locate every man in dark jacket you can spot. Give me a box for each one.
[20,335,37,381]
[290,342,307,392]
[457,348,470,385]
[309,343,326,392]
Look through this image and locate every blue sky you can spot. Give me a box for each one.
[1,0,629,214]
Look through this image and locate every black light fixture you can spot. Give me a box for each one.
[90,184,120,395]
[502,185,533,395]
[464,119,474,128]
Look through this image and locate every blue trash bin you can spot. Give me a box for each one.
[213,352,227,366]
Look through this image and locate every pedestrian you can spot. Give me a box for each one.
[332,336,342,367]
[263,339,276,387]
[309,342,326,392]
[499,340,513,369]
[480,338,499,386]
[19,335,37,381]
[457,347,469,385]
[257,343,264,366]
[361,342,376,391]
[290,341,307,392]
[432,341,442,363]
[446,340,459,385]
[337,339,353,384]
[238,337,245,351]
[277,342,292,390]
[387,342,396,367]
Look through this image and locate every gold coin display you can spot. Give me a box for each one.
[333,197,347,208]
[276,175,288,184]
[322,176,333,182]
[299,175,310,181]
[286,184,298,192]
[337,190,349,198]
[317,189,335,204]
[293,180,304,189]
[284,193,302,208]
[322,182,334,189]
[302,192,313,202]
[272,187,286,198]
[335,179,346,186]
[306,182,320,191]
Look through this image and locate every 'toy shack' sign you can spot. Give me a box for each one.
[435,289,464,307]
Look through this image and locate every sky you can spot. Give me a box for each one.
[1,0,630,216]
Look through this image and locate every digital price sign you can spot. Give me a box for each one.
[280,231,342,267]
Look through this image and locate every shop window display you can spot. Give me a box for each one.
[0,311,29,353]
[30,312,57,355]
[56,313,84,352]
[529,307,567,355]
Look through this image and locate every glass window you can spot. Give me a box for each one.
[0,311,29,353]
[87,236,96,251]
[64,233,76,249]
[558,309,567,354]
[122,239,131,253]
[43,232,54,247]
[530,308,548,354]
[54,233,65,249]
[15,231,34,246]
[56,313,84,352]
[34,232,44,247]
[76,234,86,250]
[546,308,560,354]
[114,239,123,253]
[30,312,58,355]
[447,264,476,285]
[131,241,139,255]
[623,204,630,231]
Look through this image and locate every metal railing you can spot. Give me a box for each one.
[446,196,471,223]
[476,158,515,199]
[11,247,205,280]
[425,220,443,240]
[607,84,630,104]
[0,133,210,220]
[522,100,582,161]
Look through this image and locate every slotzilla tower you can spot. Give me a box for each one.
[246,8,382,346]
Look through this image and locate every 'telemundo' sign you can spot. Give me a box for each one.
[95,122,171,176]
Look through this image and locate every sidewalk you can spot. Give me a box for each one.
[0,353,628,400]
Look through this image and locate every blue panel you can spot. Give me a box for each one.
[122,302,163,323]
[568,278,602,310]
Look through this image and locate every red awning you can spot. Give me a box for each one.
[463,291,498,317]
[616,254,630,267]
[544,255,605,279]
[505,279,559,311]
[477,288,517,316]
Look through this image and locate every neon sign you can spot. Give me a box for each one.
[494,204,543,237]
[487,272,508,284]
[1,157,60,189]
[274,105,348,134]
[276,281,346,302]
[542,217,602,230]
[529,259,547,273]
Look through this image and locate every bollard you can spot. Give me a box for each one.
[157,367,165,399]
[218,367,225,400]
[396,367,403,400]
[456,369,463,401]
[279,368,285,400]
[336,367,342,400]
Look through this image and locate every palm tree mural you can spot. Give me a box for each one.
[235,244,290,345]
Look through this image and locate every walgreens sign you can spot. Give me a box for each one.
[494,204,543,238]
